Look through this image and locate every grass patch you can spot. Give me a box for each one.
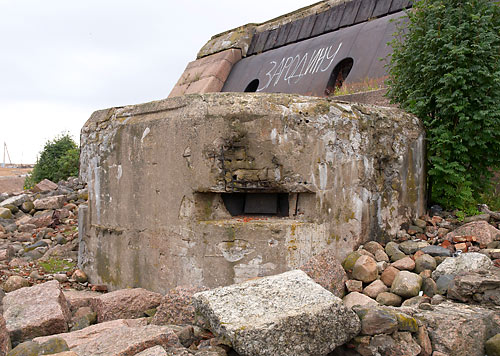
[333,76,387,96]
[38,258,76,274]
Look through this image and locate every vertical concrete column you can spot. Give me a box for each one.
[77,204,88,270]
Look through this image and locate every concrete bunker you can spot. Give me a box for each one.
[79,93,425,293]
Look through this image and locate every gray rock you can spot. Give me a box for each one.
[432,252,494,280]
[422,277,438,298]
[391,271,422,298]
[376,292,402,307]
[343,292,378,309]
[446,269,500,305]
[385,242,406,262]
[3,280,71,344]
[414,254,437,273]
[193,270,361,356]
[420,245,452,257]
[399,240,428,255]
[436,274,455,295]
[0,195,29,208]
[431,294,446,305]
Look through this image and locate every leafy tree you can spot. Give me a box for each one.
[386,0,500,211]
[25,133,80,188]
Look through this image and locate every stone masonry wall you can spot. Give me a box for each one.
[168,49,242,98]
[79,92,425,293]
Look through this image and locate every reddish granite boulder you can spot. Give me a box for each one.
[91,288,162,323]
[3,280,71,344]
[300,249,348,298]
[151,286,208,326]
[446,221,500,247]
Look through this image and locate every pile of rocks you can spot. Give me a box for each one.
[0,178,93,293]
[0,178,499,356]
[0,280,232,356]
[0,268,498,356]
[341,216,500,310]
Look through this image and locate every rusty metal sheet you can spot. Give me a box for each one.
[297,14,317,41]
[311,10,329,37]
[253,30,270,54]
[354,0,377,24]
[373,0,394,17]
[222,12,404,97]
[339,0,362,28]
[247,33,259,56]
[275,22,292,48]
[264,29,279,52]
[390,0,413,13]
[286,18,304,44]
[324,4,345,32]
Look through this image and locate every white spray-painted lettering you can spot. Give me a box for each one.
[257,43,342,92]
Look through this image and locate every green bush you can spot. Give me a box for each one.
[25,134,80,188]
[386,0,500,211]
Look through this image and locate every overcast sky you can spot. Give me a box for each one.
[0,0,315,164]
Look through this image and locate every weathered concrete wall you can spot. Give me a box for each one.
[79,92,425,293]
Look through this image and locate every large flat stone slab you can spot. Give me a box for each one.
[91,288,162,322]
[3,280,70,344]
[70,325,180,356]
[193,270,360,356]
[34,319,147,348]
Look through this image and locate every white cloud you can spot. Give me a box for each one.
[0,0,314,164]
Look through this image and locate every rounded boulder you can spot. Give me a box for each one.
[352,255,378,283]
